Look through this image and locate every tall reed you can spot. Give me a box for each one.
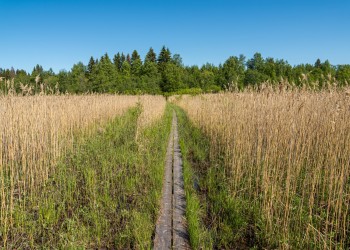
[176,89,350,248]
[0,94,140,244]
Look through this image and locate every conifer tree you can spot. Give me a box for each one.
[145,47,157,63]
[121,61,131,76]
[131,59,142,76]
[315,59,322,68]
[87,56,95,75]
[113,53,122,71]
[130,50,142,76]
[121,53,126,64]
[157,46,172,77]
[126,54,131,65]
[31,64,44,76]
[157,46,171,64]
[131,50,141,64]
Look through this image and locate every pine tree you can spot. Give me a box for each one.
[145,47,157,63]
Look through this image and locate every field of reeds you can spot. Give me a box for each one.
[175,88,350,249]
[0,93,168,248]
[2,82,349,248]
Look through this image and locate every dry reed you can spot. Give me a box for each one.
[137,95,166,129]
[175,89,350,248]
[0,94,166,245]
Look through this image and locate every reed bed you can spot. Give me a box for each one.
[176,89,350,249]
[0,94,166,245]
[137,95,166,129]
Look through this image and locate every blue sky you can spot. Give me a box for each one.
[0,0,349,73]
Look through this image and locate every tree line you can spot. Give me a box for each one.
[1,46,350,95]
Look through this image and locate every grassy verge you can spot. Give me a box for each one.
[9,104,172,249]
[174,105,269,249]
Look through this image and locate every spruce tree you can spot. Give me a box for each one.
[93,53,117,92]
[157,46,171,64]
[131,59,142,76]
[157,46,172,76]
[315,59,322,68]
[126,54,131,65]
[142,60,159,77]
[121,61,131,76]
[131,50,141,65]
[113,53,122,71]
[31,64,44,76]
[103,53,111,64]
[121,53,126,64]
[87,56,95,75]
[130,50,142,76]
[145,47,157,63]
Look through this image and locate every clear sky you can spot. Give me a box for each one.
[1,0,349,73]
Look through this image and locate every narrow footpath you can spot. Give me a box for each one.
[154,111,190,250]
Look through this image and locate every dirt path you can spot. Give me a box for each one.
[154,111,190,250]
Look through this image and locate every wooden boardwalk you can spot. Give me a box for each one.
[154,111,190,250]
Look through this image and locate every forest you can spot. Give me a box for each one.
[1,46,350,95]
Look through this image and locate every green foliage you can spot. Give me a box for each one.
[121,61,131,77]
[244,68,269,85]
[336,65,350,86]
[131,58,142,76]
[2,47,349,95]
[142,61,159,77]
[199,70,215,90]
[161,63,184,92]
[31,64,44,76]
[172,53,183,67]
[70,62,88,92]
[221,55,245,89]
